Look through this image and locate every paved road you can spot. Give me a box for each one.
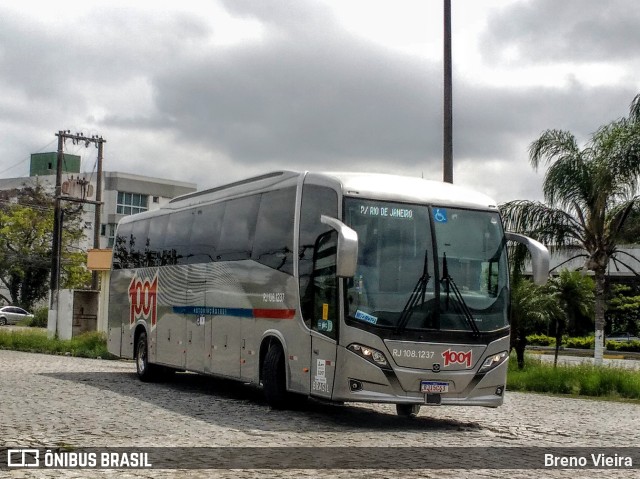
[0,350,638,478]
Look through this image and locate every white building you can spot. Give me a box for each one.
[0,160,197,312]
[0,170,197,250]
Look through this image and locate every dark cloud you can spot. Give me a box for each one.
[0,8,209,101]
[137,0,637,180]
[481,0,640,63]
[454,83,637,158]
[99,0,445,171]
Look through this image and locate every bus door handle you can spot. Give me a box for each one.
[313,349,319,355]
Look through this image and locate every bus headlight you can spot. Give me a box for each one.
[348,343,390,369]
[478,351,509,374]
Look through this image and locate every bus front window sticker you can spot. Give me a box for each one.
[434,208,447,223]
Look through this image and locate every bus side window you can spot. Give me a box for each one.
[112,222,133,270]
[252,187,296,274]
[189,202,224,264]
[130,219,150,269]
[216,196,260,261]
[164,210,195,265]
[299,184,338,329]
[146,214,168,267]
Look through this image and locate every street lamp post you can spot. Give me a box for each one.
[443,0,453,183]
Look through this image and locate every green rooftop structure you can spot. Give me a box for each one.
[30,152,81,176]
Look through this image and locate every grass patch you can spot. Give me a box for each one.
[507,354,640,400]
[0,329,117,359]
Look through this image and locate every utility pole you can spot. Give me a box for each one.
[92,137,105,290]
[49,132,65,337]
[443,0,453,183]
[48,131,106,338]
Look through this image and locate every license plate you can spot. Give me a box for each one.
[420,380,449,393]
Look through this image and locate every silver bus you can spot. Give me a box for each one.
[107,171,548,416]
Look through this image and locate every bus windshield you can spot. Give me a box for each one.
[344,199,509,334]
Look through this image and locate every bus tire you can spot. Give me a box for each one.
[396,404,420,418]
[263,344,289,409]
[135,332,156,382]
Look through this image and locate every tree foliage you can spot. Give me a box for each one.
[0,184,90,310]
[546,270,594,366]
[510,278,558,369]
[501,92,640,362]
[606,284,640,336]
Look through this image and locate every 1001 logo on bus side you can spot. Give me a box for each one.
[128,274,158,329]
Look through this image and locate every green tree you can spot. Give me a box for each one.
[607,284,640,335]
[501,93,640,364]
[0,185,90,310]
[546,270,594,366]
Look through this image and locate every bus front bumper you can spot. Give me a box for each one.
[331,347,508,408]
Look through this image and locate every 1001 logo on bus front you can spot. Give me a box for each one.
[128,274,158,329]
[441,349,472,368]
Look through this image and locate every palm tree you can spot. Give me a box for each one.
[546,270,594,366]
[501,93,640,364]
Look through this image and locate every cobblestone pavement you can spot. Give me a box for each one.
[1,350,639,478]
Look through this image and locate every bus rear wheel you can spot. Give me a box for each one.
[396,404,421,418]
[136,332,157,382]
[263,344,289,409]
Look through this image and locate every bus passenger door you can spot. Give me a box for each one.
[309,231,339,399]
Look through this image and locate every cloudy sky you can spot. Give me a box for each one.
[1,0,639,203]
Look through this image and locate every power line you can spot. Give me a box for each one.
[0,158,30,176]
[0,138,58,177]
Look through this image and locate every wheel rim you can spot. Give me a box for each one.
[137,340,146,374]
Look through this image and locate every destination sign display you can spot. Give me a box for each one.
[357,204,414,219]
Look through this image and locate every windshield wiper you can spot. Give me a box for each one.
[441,253,480,336]
[396,250,431,333]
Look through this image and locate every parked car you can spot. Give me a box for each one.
[606,332,640,342]
[0,306,34,326]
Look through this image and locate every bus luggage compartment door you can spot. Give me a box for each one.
[185,280,207,373]
[211,315,241,378]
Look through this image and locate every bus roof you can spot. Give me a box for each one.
[311,171,498,210]
[127,171,498,223]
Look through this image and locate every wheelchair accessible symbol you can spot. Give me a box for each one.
[434,208,448,223]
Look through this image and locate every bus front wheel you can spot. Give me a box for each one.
[396,404,421,418]
[263,344,289,409]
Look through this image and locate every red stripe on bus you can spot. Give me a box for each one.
[253,309,296,319]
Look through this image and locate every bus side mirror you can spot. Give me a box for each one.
[320,215,358,278]
[505,232,550,285]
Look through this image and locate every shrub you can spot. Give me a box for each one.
[606,340,640,353]
[526,334,555,346]
[564,336,594,349]
[30,307,48,328]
